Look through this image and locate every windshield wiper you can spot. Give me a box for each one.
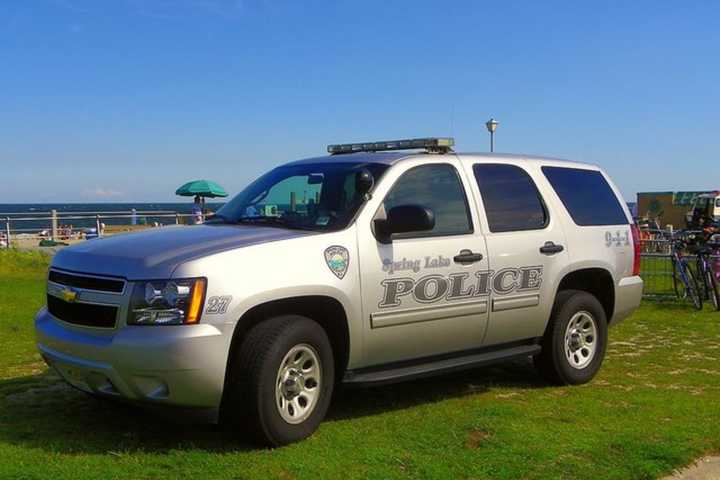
[237,216,315,231]
[205,214,236,224]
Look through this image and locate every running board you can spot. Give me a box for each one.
[342,343,541,387]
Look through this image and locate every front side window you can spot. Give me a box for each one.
[542,166,628,226]
[383,164,472,237]
[473,164,548,232]
[715,198,720,209]
[214,162,389,231]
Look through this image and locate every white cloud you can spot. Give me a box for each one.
[82,187,123,199]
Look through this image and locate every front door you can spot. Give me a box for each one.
[357,159,490,366]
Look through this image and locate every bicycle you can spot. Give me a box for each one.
[670,233,703,310]
[695,244,720,311]
[693,230,720,311]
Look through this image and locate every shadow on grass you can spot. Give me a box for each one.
[328,358,544,421]
[0,358,544,455]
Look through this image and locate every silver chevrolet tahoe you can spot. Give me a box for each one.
[35,137,643,446]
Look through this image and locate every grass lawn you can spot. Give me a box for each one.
[1,250,719,479]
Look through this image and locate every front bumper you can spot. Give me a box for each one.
[35,308,233,409]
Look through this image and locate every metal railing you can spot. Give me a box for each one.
[0,210,207,249]
[638,228,676,297]
[638,228,673,255]
[638,228,720,297]
[640,253,678,297]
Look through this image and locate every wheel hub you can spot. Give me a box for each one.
[564,311,598,370]
[275,344,322,425]
[569,330,583,350]
[281,369,305,399]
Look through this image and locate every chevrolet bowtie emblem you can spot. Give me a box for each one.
[61,287,78,303]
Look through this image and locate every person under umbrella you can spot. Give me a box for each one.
[175,180,229,224]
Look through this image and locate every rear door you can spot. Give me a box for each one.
[462,160,570,346]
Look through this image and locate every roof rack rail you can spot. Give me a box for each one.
[327,137,454,155]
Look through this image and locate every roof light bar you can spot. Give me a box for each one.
[327,137,455,155]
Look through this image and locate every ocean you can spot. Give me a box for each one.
[0,203,225,234]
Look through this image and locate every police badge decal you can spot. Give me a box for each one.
[324,246,349,279]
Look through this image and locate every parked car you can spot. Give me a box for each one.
[687,191,720,229]
[35,137,643,446]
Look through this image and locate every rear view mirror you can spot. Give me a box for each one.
[307,174,324,185]
[374,204,435,242]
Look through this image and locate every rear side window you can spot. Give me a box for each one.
[542,166,628,226]
[473,164,548,232]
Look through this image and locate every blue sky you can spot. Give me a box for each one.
[1,0,718,203]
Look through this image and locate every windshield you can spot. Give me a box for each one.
[213,162,389,231]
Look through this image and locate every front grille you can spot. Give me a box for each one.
[48,270,125,294]
[47,295,118,328]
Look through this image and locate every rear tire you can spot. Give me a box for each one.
[705,267,720,311]
[221,315,334,447]
[534,290,608,385]
[685,265,704,310]
[673,259,703,310]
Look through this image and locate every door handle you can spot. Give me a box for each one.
[539,241,564,255]
[453,249,484,264]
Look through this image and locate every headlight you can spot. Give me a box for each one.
[128,278,206,325]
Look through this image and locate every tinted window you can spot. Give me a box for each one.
[542,166,628,226]
[473,164,548,232]
[383,164,472,237]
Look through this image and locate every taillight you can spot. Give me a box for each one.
[631,224,641,276]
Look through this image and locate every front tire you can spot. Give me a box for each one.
[222,315,335,446]
[534,290,608,385]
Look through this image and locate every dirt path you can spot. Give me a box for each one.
[664,457,720,479]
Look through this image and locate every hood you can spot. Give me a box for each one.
[52,224,314,279]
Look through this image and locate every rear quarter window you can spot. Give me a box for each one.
[542,166,628,226]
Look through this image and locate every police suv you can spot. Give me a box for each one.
[35,138,643,446]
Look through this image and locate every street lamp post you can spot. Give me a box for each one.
[485,117,499,152]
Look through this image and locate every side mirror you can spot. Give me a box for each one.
[355,169,375,196]
[375,204,435,241]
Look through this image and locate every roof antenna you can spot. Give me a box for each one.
[450,103,455,138]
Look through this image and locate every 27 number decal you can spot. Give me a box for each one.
[205,296,233,314]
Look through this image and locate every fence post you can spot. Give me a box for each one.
[175,213,180,225]
[4,217,10,249]
[51,209,58,241]
[96,215,102,238]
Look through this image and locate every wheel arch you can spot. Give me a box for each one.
[225,294,351,385]
[555,267,615,323]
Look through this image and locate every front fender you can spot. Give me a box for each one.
[172,228,363,367]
